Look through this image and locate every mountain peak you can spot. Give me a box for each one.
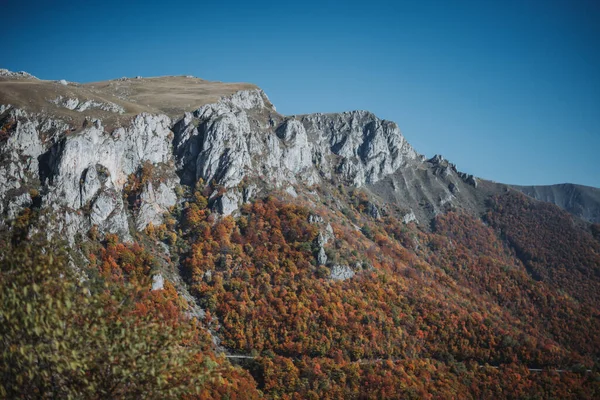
[1,70,592,244]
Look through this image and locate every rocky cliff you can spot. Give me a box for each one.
[4,70,600,400]
[2,69,589,244]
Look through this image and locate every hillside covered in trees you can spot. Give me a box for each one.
[1,71,599,398]
[3,185,600,399]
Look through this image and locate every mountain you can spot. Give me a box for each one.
[512,183,600,223]
[0,68,500,241]
[1,69,599,399]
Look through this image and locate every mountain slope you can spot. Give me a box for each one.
[1,69,599,399]
[512,183,600,223]
[0,70,492,241]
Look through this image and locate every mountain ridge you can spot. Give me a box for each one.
[2,69,597,238]
[0,69,487,241]
[512,183,600,223]
[2,68,600,398]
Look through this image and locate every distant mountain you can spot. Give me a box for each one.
[2,69,599,399]
[512,183,600,223]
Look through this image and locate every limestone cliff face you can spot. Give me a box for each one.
[172,91,421,212]
[0,103,178,241]
[299,111,418,186]
[169,89,422,215]
[0,70,494,241]
[0,106,68,219]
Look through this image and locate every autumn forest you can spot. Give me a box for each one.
[2,179,600,399]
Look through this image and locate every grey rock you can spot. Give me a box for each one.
[218,190,242,216]
[0,108,64,220]
[90,189,118,226]
[173,89,318,200]
[88,186,130,241]
[45,114,172,211]
[204,270,213,282]
[439,192,454,207]
[317,247,328,266]
[0,79,511,241]
[308,214,324,224]
[0,69,37,79]
[314,231,328,265]
[0,104,11,114]
[51,96,125,114]
[80,165,102,207]
[458,172,478,188]
[285,186,298,198]
[151,274,165,291]
[7,193,32,220]
[330,265,355,281]
[367,151,494,225]
[172,92,418,215]
[136,180,177,230]
[403,211,418,224]
[16,112,174,241]
[324,223,335,243]
[301,111,418,186]
[315,232,326,247]
[367,202,381,219]
[242,184,257,203]
[314,222,335,266]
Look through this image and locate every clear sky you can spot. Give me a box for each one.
[4,0,600,187]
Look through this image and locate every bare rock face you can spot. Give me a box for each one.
[402,211,418,224]
[0,100,178,241]
[136,180,178,231]
[37,114,176,240]
[300,111,418,186]
[0,82,462,238]
[151,274,165,291]
[51,96,125,114]
[0,69,37,79]
[0,106,68,223]
[173,89,319,192]
[0,109,44,201]
[44,114,173,209]
[312,219,335,267]
[330,264,355,281]
[7,193,32,220]
[0,70,498,241]
[365,153,495,224]
[172,91,419,214]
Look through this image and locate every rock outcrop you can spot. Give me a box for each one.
[51,96,125,114]
[329,264,355,281]
[0,97,178,240]
[300,111,418,186]
[173,89,319,192]
[0,69,503,241]
[0,69,37,79]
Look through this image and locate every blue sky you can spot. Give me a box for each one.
[5,0,600,187]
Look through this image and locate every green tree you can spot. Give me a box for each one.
[0,238,217,399]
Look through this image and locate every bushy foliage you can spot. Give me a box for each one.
[0,238,218,399]
[0,228,262,399]
[175,195,600,398]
